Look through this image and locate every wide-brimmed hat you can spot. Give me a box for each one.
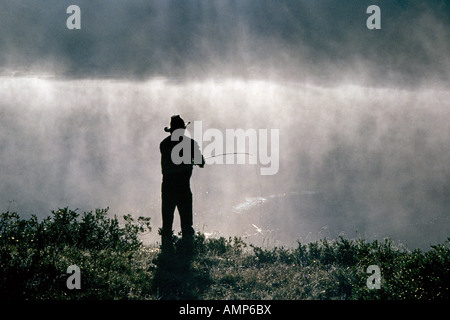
[164,115,189,133]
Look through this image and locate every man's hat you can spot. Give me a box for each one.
[164,115,189,133]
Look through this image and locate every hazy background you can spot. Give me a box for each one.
[1,0,449,249]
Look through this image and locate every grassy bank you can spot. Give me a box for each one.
[0,208,448,300]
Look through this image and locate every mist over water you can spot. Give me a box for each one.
[1,78,448,249]
[1,0,449,249]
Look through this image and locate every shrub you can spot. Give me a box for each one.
[1,207,449,300]
[0,208,152,300]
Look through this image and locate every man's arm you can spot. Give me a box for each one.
[192,139,205,168]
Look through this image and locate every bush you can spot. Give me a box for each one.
[0,208,152,300]
[1,208,449,300]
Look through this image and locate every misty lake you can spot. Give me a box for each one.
[1,77,448,250]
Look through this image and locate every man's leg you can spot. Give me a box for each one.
[177,187,194,256]
[178,188,194,237]
[161,186,176,252]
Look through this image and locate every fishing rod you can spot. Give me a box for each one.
[193,152,253,165]
[204,152,252,160]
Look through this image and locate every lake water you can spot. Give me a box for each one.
[1,76,449,250]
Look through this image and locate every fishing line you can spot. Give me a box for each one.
[192,152,264,236]
[203,152,252,160]
[201,153,263,201]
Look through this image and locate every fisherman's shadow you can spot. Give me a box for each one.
[151,241,211,300]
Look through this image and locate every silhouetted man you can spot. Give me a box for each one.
[160,115,205,254]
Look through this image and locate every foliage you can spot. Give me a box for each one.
[0,208,449,300]
[200,236,450,300]
[0,208,152,299]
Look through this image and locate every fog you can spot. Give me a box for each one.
[1,1,449,249]
[1,78,448,249]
